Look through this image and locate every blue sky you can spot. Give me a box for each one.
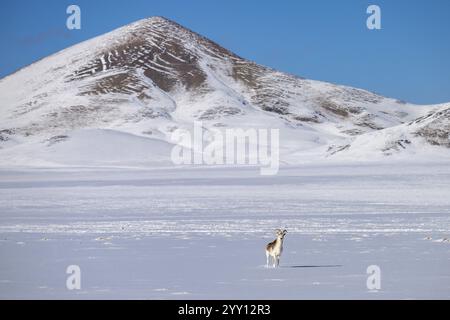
[0,0,449,104]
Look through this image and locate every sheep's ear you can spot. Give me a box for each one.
[283,229,287,235]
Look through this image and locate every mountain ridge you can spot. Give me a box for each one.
[0,16,448,167]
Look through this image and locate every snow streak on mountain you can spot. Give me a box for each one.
[0,16,448,167]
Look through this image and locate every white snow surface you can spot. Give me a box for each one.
[0,163,449,299]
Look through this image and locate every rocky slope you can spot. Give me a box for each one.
[0,16,448,167]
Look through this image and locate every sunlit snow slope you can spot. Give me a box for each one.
[0,16,448,167]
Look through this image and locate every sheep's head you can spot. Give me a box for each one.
[275,229,287,239]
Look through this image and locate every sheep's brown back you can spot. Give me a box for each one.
[266,239,277,251]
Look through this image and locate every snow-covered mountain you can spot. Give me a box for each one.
[0,16,448,167]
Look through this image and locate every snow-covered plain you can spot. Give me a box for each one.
[1,16,449,300]
[0,162,449,299]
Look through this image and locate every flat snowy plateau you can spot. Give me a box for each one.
[0,161,449,299]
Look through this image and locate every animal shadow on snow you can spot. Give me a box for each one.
[282,264,343,268]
